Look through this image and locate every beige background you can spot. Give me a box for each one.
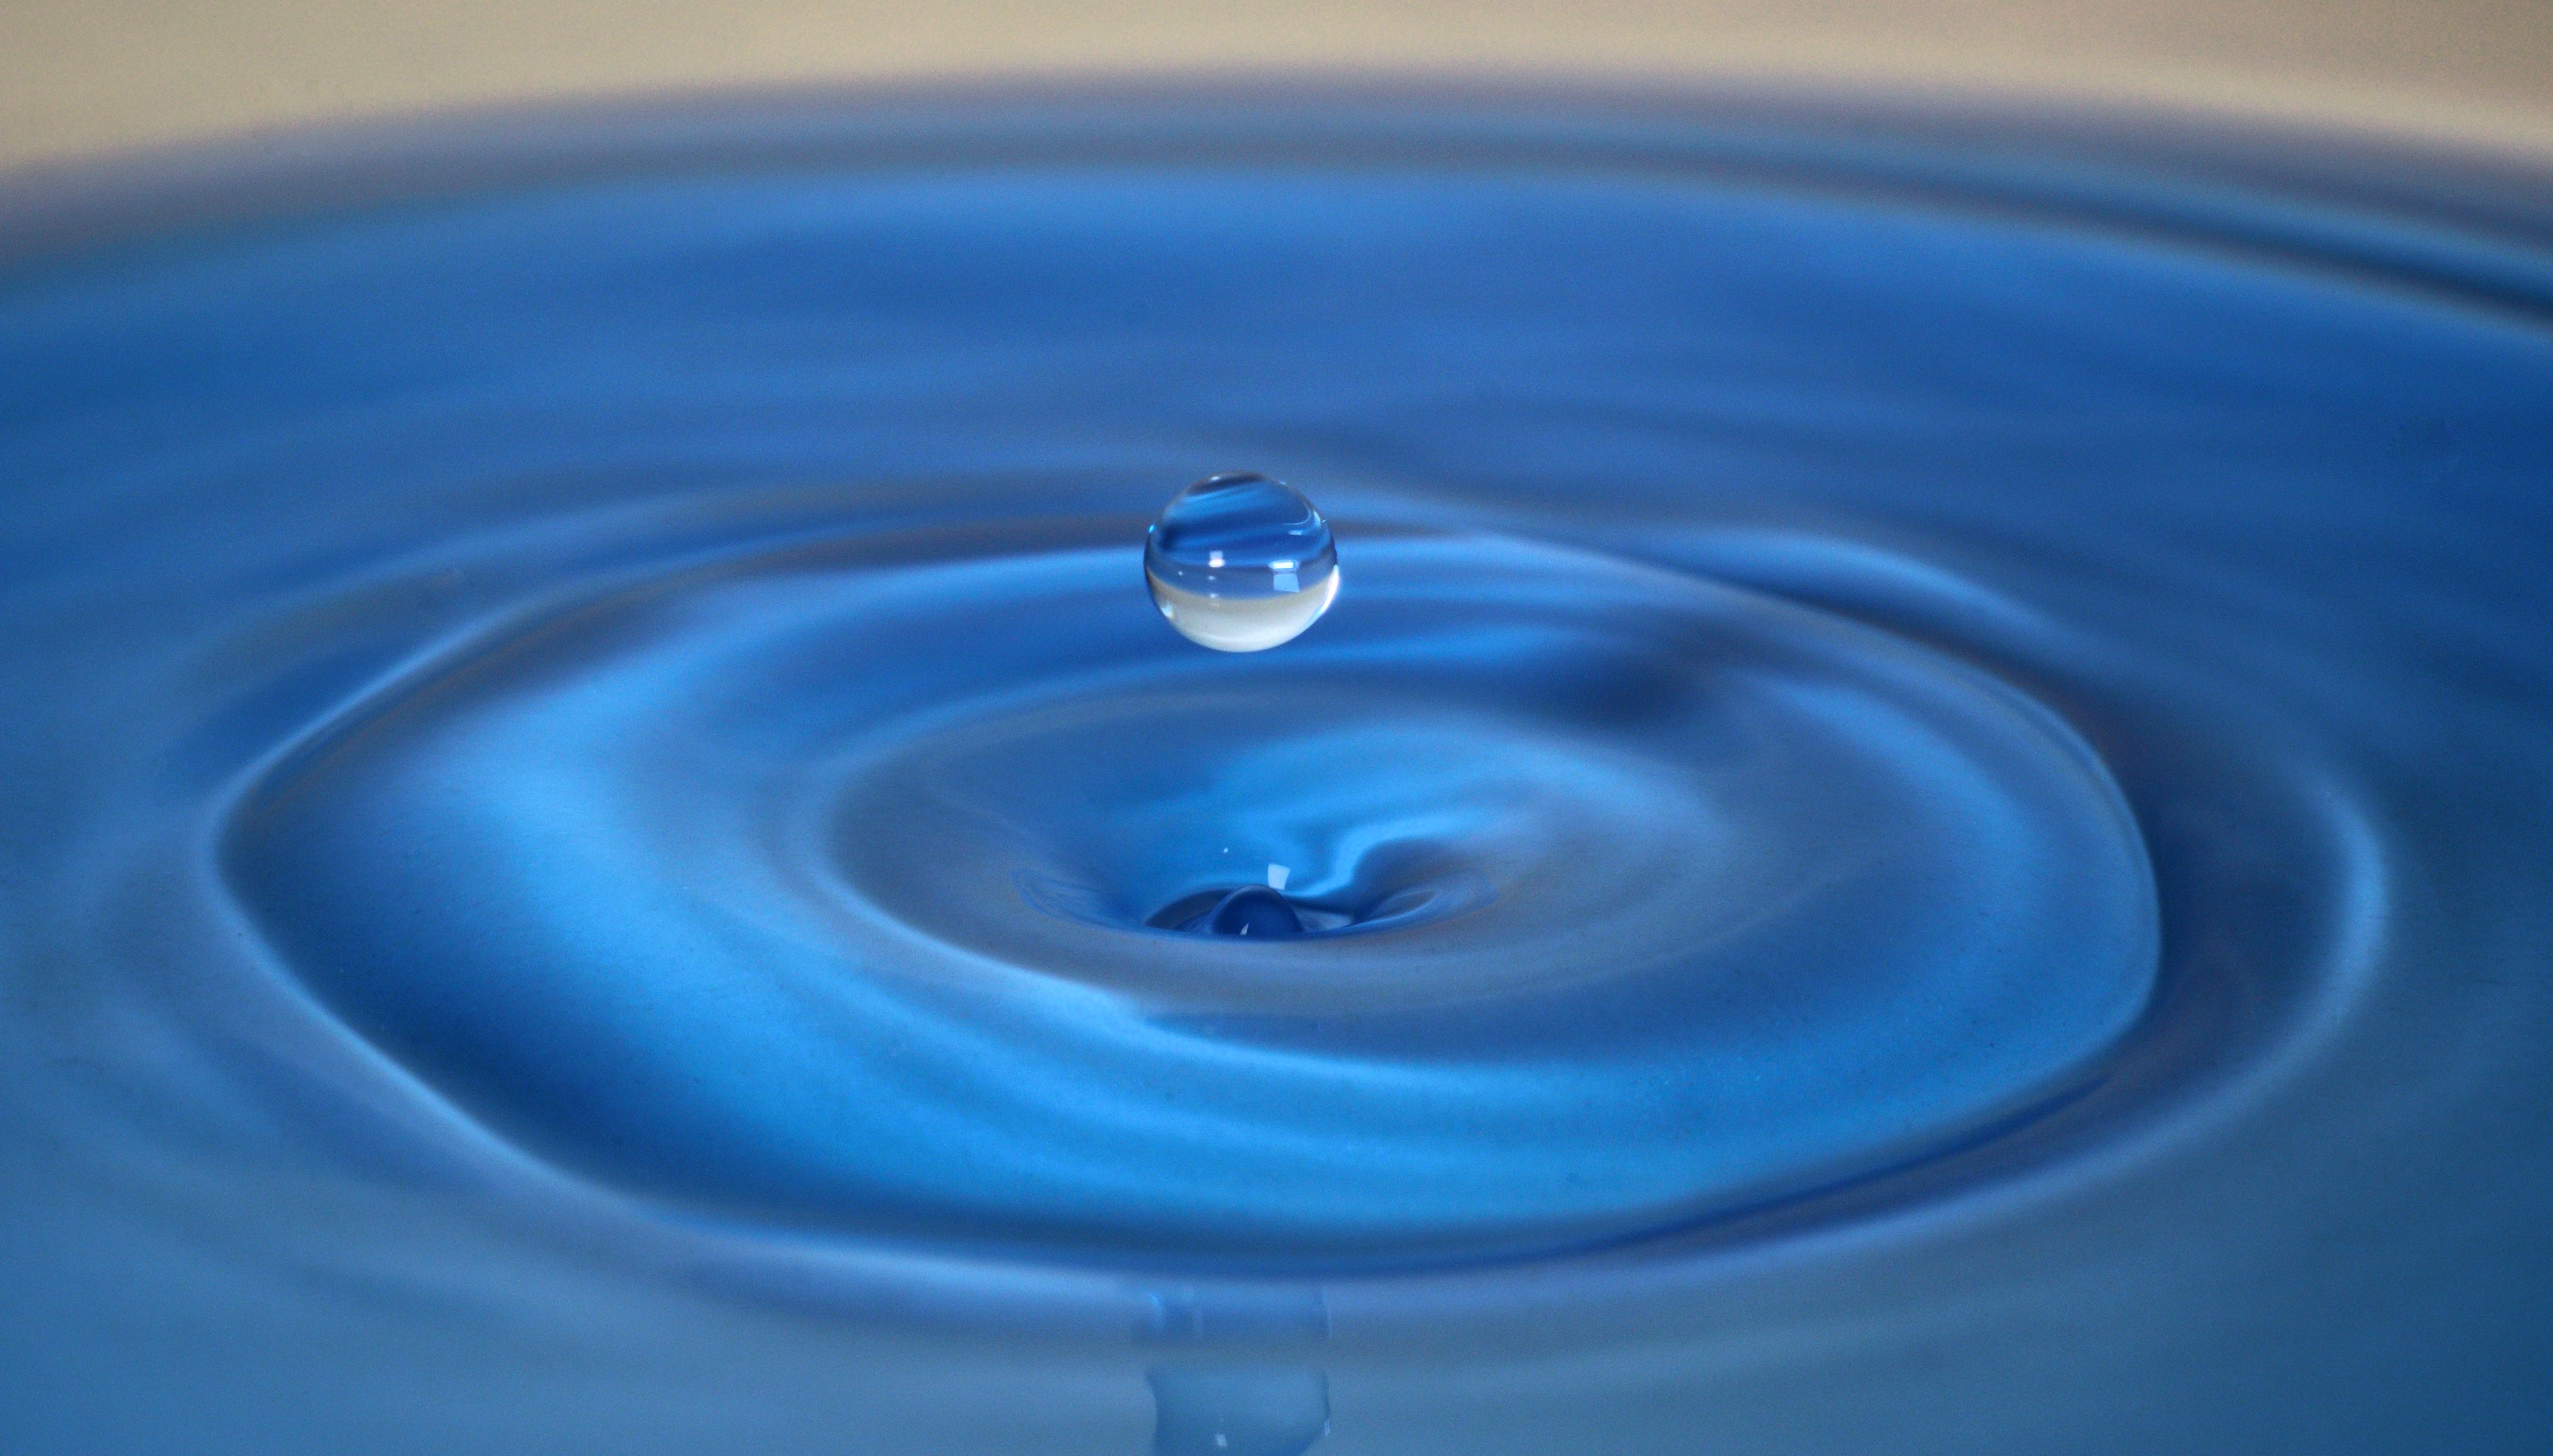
[6,1,2553,174]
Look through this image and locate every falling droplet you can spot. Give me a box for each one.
[1145,472,1339,652]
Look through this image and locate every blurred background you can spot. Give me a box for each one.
[7,0,2553,172]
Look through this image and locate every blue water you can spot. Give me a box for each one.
[1,101,2549,1453]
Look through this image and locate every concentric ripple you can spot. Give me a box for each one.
[224,531,2152,1264]
[4,98,2552,1453]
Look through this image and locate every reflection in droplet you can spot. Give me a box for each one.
[1145,473,1339,652]
[1148,1365,1330,1456]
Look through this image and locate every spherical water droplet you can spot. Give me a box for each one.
[1145,473,1339,652]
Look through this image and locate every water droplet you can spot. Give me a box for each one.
[1148,1365,1330,1456]
[1146,473,1339,652]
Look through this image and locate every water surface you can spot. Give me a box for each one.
[1,98,2549,1454]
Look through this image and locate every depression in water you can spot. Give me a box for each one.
[1145,472,1340,651]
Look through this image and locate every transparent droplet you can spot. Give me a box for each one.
[1145,472,1339,652]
